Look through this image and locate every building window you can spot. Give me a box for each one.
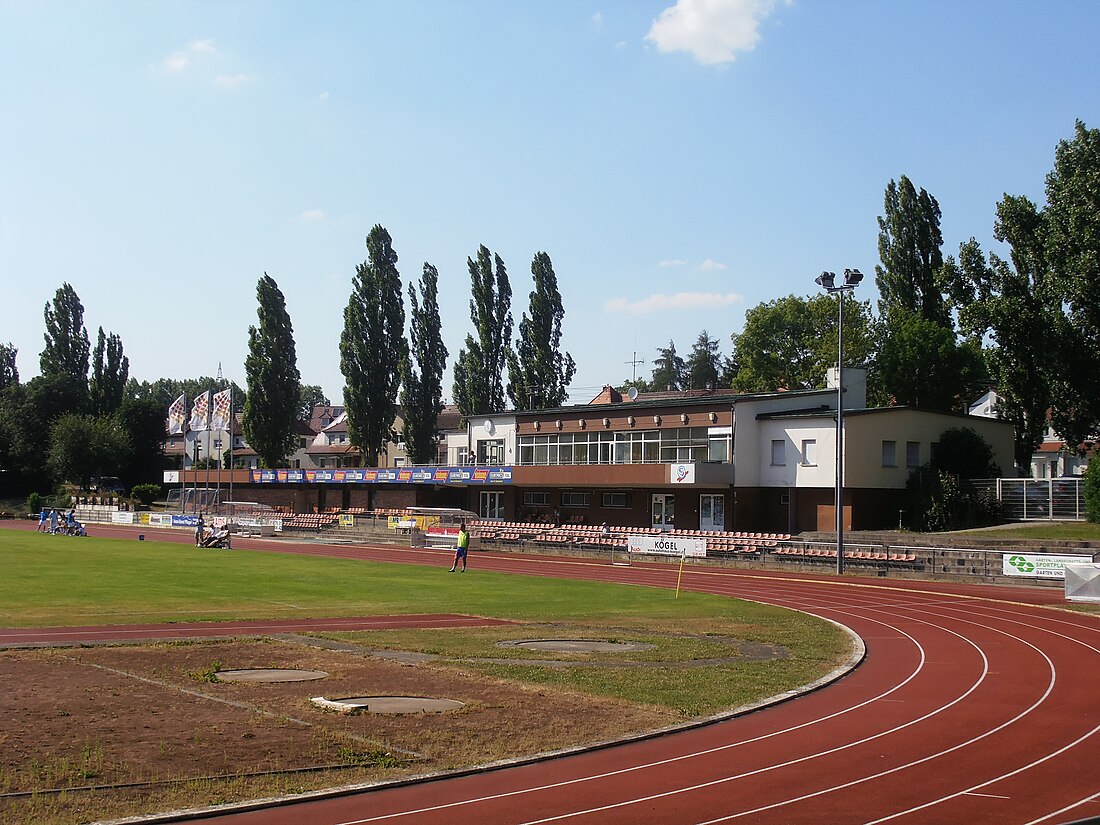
[477,439,505,465]
[882,440,897,468]
[771,439,785,466]
[906,441,920,468]
[602,491,630,508]
[523,491,550,506]
[561,491,590,507]
[801,439,817,466]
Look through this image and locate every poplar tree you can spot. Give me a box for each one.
[340,225,407,466]
[453,245,512,417]
[40,282,90,390]
[89,327,129,416]
[0,343,17,391]
[242,273,301,468]
[506,251,575,410]
[400,263,448,463]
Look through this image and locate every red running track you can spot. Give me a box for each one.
[6,522,1100,824]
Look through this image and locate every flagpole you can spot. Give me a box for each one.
[228,386,235,507]
[216,386,223,516]
[204,390,212,514]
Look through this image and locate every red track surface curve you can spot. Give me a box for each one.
[6,522,1100,824]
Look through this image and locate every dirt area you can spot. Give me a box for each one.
[0,638,680,824]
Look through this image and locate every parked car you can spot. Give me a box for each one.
[91,476,125,495]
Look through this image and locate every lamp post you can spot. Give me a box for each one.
[815,268,863,575]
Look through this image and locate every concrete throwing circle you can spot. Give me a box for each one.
[499,639,656,653]
[310,696,465,714]
[216,668,329,683]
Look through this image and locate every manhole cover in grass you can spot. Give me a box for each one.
[500,639,655,653]
[216,668,329,683]
[310,695,465,714]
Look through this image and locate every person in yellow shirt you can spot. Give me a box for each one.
[449,522,470,572]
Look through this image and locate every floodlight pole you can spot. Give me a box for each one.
[815,269,863,576]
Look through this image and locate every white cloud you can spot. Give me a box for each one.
[658,258,688,268]
[592,11,603,24]
[698,259,729,271]
[605,292,743,314]
[645,0,777,65]
[318,91,330,101]
[299,209,326,221]
[189,39,217,53]
[158,39,216,73]
[162,51,189,72]
[213,73,256,88]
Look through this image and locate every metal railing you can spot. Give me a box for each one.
[972,478,1085,521]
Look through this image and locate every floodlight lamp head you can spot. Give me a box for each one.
[843,268,864,287]
[815,271,836,290]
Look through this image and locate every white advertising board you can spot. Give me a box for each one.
[163,471,180,484]
[670,463,696,484]
[628,534,706,558]
[1002,552,1091,579]
[111,511,135,525]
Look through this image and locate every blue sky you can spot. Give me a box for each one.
[2,1,1097,406]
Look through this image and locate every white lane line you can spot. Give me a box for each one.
[332,609,932,825]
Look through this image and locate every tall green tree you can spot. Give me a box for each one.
[873,309,971,411]
[875,176,951,328]
[1044,120,1100,447]
[400,263,449,463]
[685,330,722,390]
[649,341,686,392]
[4,374,89,480]
[242,273,302,468]
[40,282,90,391]
[947,201,1062,469]
[731,294,875,394]
[453,245,513,417]
[0,343,18,391]
[89,327,129,416]
[506,252,576,410]
[340,226,407,466]
[116,396,168,486]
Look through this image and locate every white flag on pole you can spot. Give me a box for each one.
[210,388,232,432]
[189,391,210,432]
[167,393,187,435]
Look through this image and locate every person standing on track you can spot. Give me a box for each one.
[449,521,470,572]
[195,514,205,546]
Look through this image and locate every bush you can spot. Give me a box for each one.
[26,492,41,515]
[130,483,162,506]
[903,468,1002,532]
[1085,458,1100,524]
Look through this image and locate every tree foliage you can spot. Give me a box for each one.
[40,282,90,391]
[932,426,1001,479]
[453,245,513,417]
[400,263,449,463]
[47,413,131,487]
[116,396,169,486]
[242,273,302,468]
[1084,457,1100,524]
[731,294,874,394]
[873,309,976,411]
[507,252,575,410]
[1044,120,1100,448]
[649,341,686,392]
[89,327,129,416]
[685,330,722,390]
[875,176,951,327]
[340,226,407,466]
[0,343,17,391]
[298,385,330,422]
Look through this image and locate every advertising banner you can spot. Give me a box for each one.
[251,466,513,485]
[670,463,696,484]
[111,511,135,525]
[163,471,180,484]
[1002,552,1091,579]
[628,534,706,558]
[338,514,355,527]
[173,514,201,528]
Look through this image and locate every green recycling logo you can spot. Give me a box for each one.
[1008,555,1035,573]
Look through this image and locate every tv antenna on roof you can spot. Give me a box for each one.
[625,351,645,383]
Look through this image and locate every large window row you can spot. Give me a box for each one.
[517,427,730,466]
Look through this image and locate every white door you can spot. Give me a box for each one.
[479,491,504,520]
[651,494,675,531]
[699,494,725,531]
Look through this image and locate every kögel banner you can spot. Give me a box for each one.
[628,534,706,558]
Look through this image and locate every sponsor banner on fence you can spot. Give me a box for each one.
[148,514,174,526]
[173,515,201,528]
[111,511,135,525]
[252,466,513,485]
[1002,552,1092,579]
[338,514,355,527]
[628,534,706,558]
[163,471,180,484]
